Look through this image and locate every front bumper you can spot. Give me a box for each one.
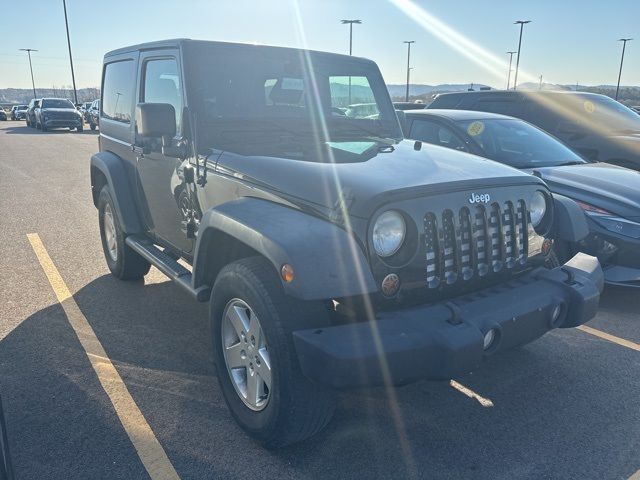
[293,253,602,389]
[580,216,640,286]
[43,118,82,128]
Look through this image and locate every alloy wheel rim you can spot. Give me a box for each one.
[103,204,118,262]
[221,299,272,411]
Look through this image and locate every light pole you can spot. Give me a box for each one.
[62,0,78,104]
[506,51,517,90]
[19,48,38,99]
[615,38,632,100]
[340,19,362,55]
[404,40,415,102]
[513,20,531,90]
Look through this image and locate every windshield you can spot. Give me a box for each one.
[17,105,28,111]
[552,93,640,134]
[41,99,75,109]
[457,118,586,168]
[184,43,402,160]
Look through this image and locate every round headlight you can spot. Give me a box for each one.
[530,191,547,227]
[373,211,406,257]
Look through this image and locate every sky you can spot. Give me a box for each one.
[1,0,638,90]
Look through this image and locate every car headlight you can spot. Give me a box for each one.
[529,191,547,228]
[577,201,640,239]
[373,210,406,257]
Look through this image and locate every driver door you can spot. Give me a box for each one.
[135,51,193,253]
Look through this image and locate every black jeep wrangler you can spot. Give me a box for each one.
[91,39,603,447]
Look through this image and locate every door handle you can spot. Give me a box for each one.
[132,145,150,155]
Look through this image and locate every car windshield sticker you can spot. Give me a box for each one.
[584,100,595,113]
[467,121,485,136]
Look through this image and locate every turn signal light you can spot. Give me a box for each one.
[281,264,295,283]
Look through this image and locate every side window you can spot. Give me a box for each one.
[329,76,379,119]
[143,58,183,132]
[102,60,135,123]
[474,99,515,115]
[410,120,468,152]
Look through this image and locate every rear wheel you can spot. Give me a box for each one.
[90,122,96,131]
[76,125,83,132]
[98,186,151,280]
[211,257,336,448]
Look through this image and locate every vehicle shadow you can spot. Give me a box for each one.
[2,124,97,135]
[1,277,639,479]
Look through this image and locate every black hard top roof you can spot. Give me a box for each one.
[405,109,514,121]
[104,38,374,65]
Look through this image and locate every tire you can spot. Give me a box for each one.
[90,122,96,131]
[211,257,336,448]
[77,125,83,132]
[97,186,151,280]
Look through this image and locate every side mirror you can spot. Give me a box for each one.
[135,103,176,138]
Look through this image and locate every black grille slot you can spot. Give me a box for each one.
[424,213,440,288]
[516,200,528,265]
[503,202,516,269]
[442,210,458,285]
[473,205,489,277]
[488,203,504,273]
[458,208,474,281]
[422,199,529,289]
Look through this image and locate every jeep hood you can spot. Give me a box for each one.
[214,139,543,218]
[528,162,640,221]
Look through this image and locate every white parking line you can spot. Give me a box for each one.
[27,233,180,480]
[577,325,640,352]
[450,380,494,407]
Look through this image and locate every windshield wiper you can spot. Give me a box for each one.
[552,160,585,166]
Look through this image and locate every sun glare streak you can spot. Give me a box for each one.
[290,1,416,471]
[389,0,640,157]
[388,0,538,85]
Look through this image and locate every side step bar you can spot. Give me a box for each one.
[125,235,211,302]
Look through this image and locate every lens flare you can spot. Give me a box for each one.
[291,1,416,470]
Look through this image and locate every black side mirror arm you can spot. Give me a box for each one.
[161,135,188,159]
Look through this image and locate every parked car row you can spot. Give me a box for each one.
[399,90,640,287]
[3,98,100,132]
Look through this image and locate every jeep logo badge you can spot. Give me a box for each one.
[468,193,491,204]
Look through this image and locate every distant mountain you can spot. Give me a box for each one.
[387,83,492,99]
[516,82,568,91]
[0,87,100,105]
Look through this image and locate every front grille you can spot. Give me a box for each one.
[46,112,77,121]
[423,201,529,289]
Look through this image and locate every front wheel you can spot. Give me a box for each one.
[90,122,96,131]
[76,125,83,132]
[211,257,336,448]
[97,186,151,280]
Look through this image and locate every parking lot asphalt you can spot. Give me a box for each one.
[1,119,639,480]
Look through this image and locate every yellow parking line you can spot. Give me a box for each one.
[27,233,180,480]
[577,325,640,352]
[450,380,494,408]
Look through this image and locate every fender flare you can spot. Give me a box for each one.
[192,197,378,301]
[553,194,589,243]
[90,151,143,234]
